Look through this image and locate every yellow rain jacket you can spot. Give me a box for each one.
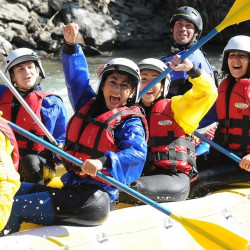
[172,70,218,135]
[0,130,20,230]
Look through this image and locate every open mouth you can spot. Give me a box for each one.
[110,96,120,105]
[232,65,242,69]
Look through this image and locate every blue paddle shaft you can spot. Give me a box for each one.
[138,29,218,99]
[194,131,241,163]
[8,120,172,216]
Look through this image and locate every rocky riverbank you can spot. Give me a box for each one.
[0,0,249,59]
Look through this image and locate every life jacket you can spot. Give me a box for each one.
[64,98,148,185]
[160,49,216,98]
[216,78,250,154]
[0,119,19,171]
[147,98,197,180]
[0,88,53,158]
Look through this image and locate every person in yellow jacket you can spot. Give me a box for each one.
[119,55,218,203]
[0,117,20,230]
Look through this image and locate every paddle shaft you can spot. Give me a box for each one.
[4,118,172,216]
[194,131,241,164]
[0,70,58,146]
[4,117,250,249]
[138,29,217,99]
[138,0,250,100]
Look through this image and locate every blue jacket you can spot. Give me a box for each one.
[0,85,67,146]
[61,45,147,201]
[161,49,217,155]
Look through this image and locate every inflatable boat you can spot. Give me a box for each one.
[0,186,250,250]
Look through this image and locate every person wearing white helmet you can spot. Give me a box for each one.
[0,23,148,235]
[190,35,250,198]
[160,6,218,161]
[0,48,67,185]
[119,56,217,204]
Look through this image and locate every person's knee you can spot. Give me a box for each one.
[119,174,190,204]
[19,155,55,184]
[55,190,111,226]
[79,190,111,225]
[19,155,43,183]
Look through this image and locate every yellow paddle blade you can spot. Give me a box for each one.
[216,0,250,32]
[170,213,250,249]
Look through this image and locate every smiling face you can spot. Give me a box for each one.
[172,19,196,45]
[140,69,163,107]
[228,51,249,80]
[102,72,135,110]
[11,61,39,90]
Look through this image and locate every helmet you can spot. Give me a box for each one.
[170,6,203,38]
[223,35,250,54]
[222,35,250,74]
[5,48,45,81]
[138,58,170,97]
[98,58,141,104]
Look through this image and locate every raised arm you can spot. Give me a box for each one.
[62,23,96,112]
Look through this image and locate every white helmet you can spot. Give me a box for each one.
[223,35,250,54]
[98,58,141,104]
[138,58,170,97]
[222,35,250,74]
[5,48,45,81]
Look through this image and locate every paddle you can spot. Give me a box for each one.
[138,0,250,99]
[0,70,58,146]
[194,131,241,163]
[1,116,249,249]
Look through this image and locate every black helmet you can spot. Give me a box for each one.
[170,6,203,39]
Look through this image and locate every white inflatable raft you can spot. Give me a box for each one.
[0,187,250,250]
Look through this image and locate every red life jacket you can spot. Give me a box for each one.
[216,78,250,153]
[0,88,52,158]
[64,99,148,185]
[147,98,197,179]
[0,119,19,171]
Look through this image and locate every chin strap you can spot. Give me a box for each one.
[170,34,199,54]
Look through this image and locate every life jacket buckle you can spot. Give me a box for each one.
[154,152,161,161]
[225,119,230,128]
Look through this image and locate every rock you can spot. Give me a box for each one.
[32,1,53,17]
[0,2,30,24]
[8,22,27,36]
[61,3,116,51]
[0,0,248,57]
[12,35,37,49]
[49,0,63,11]
[0,35,12,55]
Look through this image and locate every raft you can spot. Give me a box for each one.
[1,187,250,250]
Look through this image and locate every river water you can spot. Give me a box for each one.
[11,45,224,120]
